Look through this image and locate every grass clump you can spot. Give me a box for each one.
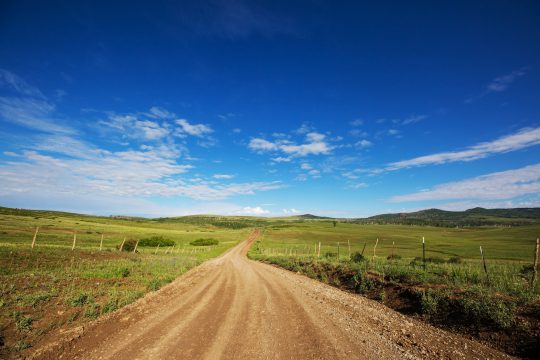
[139,235,175,247]
[13,313,33,332]
[190,238,218,246]
[67,292,91,306]
[14,339,31,351]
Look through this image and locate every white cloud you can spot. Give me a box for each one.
[300,163,312,170]
[213,174,235,179]
[306,132,325,142]
[148,106,175,119]
[102,114,170,141]
[249,131,333,158]
[249,138,279,152]
[387,127,540,171]
[348,182,367,189]
[487,69,526,92]
[0,135,283,201]
[175,119,213,137]
[390,163,540,202]
[271,156,291,163]
[282,208,300,214]
[355,139,372,148]
[238,206,269,215]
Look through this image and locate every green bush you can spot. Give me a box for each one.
[190,238,219,246]
[350,251,366,263]
[138,236,175,247]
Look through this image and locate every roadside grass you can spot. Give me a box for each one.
[0,210,246,358]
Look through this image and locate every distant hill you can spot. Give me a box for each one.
[351,207,540,227]
[295,214,332,219]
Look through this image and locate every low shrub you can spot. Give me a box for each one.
[138,236,175,247]
[457,290,515,329]
[350,251,366,263]
[324,251,337,259]
[387,254,402,260]
[190,238,219,246]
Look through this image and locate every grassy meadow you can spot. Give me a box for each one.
[0,208,248,357]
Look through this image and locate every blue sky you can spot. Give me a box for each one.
[0,0,539,217]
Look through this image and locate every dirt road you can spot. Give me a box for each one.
[33,230,511,359]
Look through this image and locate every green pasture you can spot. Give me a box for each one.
[259,221,540,262]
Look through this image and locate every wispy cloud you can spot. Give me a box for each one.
[0,69,75,134]
[0,69,45,99]
[387,127,540,171]
[355,139,372,148]
[282,208,300,214]
[175,118,213,137]
[0,97,76,134]
[487,69,526,92]
[249,131,333,157]
[401,115,427,125]
[213,174,235,179]
[466,68,526,103]
[390,163,540,202]
[237,206,269,215]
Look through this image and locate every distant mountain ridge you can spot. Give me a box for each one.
[0,206,539,227]
[350,207,540,227]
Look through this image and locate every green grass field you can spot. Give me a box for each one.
[0,209,248,357]
[260,220,540,261]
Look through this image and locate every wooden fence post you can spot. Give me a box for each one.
[72,231,77,251]
[119,237,126,252]
[99,234,104,251]
[31,227,39,249]
[480,246,489,285]
[317,242,321,258]
[155,244,160,254]
[348,239,351,259]
[372,238,378,261]
[422,237,426,271]
[532,238,539,288]
[391,241,395,259]
[133,239,140,253]
[337,242,340,261]
[361,242,367,256]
